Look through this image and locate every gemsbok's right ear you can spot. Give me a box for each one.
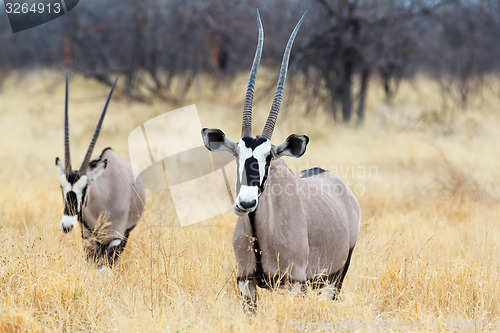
[201,128,238,155]
[87,158,108,182]
[275,134,309,158]
[55,157,66,176]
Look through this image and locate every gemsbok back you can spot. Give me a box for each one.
[202,11,360,311]
[55,74,146,269]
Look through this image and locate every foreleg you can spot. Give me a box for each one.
[238,278,257,313]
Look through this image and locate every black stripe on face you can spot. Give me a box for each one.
[239,136,273,191]
[242,136,268,149]
[81,185,88,207]
[244,156,260,187]
[259,154,273,193]
[64,191,78,216]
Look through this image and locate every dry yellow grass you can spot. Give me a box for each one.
[0,70,499,332]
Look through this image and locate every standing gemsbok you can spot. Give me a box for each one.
[55,73,145,268]
[202,11,360,310]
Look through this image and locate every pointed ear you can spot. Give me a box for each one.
[55,157,66,176]
[275,134,309,158]
[201,128,237,154]
[87,159,107,182]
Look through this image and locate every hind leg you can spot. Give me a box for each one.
[101,225,135,267]
[104,239,125,267]
[331,247,354,300]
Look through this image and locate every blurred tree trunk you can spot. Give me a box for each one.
[357,67,370,125]
[340,47,355,123]
[327,73,338,121]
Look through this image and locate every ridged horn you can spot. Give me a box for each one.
[64,72,72,174]
[79,78,118,175]
[261,12,306,139]
[242,9,264,138]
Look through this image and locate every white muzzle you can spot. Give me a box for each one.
[233,185,259,215]
[60,215,78,233]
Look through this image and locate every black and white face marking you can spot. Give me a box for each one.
[234,137,273,215]
[201,128,309,216]
[59,172,88,233]
[56,158,88,233]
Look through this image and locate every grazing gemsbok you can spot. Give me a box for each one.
[202,11,360,310]
[55,74,146,268]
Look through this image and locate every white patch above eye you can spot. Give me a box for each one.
[253,139,272,160]
[73,176,88,193]
[73,176,88,209]
[60,175,71,193]
[237,140,253,159]
[253,140,271,181]
[237,140,254,183]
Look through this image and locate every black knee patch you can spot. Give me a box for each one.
[85,239,125,268]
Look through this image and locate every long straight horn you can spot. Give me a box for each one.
[64,72,72,173]
[261,12,306,140]
[242,9,264,138]
[79,78,118,175]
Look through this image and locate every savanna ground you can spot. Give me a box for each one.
[0,70,499,332]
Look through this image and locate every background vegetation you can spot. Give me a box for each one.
[2,0,500,122]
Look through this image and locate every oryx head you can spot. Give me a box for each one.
[202,11,308,216]
[55,73,117,233]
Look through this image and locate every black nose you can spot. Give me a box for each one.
[62,225,73,233]
[239,200,257,210]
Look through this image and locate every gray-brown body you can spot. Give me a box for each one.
[57,74,145,268]
[233,159,360,286]
[201,11,360,310]
[82,148,146,244]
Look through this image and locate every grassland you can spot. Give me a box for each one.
[0,70,498,332]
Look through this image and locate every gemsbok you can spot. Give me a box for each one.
[55,74,146,268]
[202,11,360,310]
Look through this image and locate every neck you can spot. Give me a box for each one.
[261,159,294,197]
[248,211,263,279]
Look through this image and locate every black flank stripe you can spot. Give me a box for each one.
[300,167,327,178]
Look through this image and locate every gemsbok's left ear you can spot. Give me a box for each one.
[274,134,309,158]
[87,159,108,182]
